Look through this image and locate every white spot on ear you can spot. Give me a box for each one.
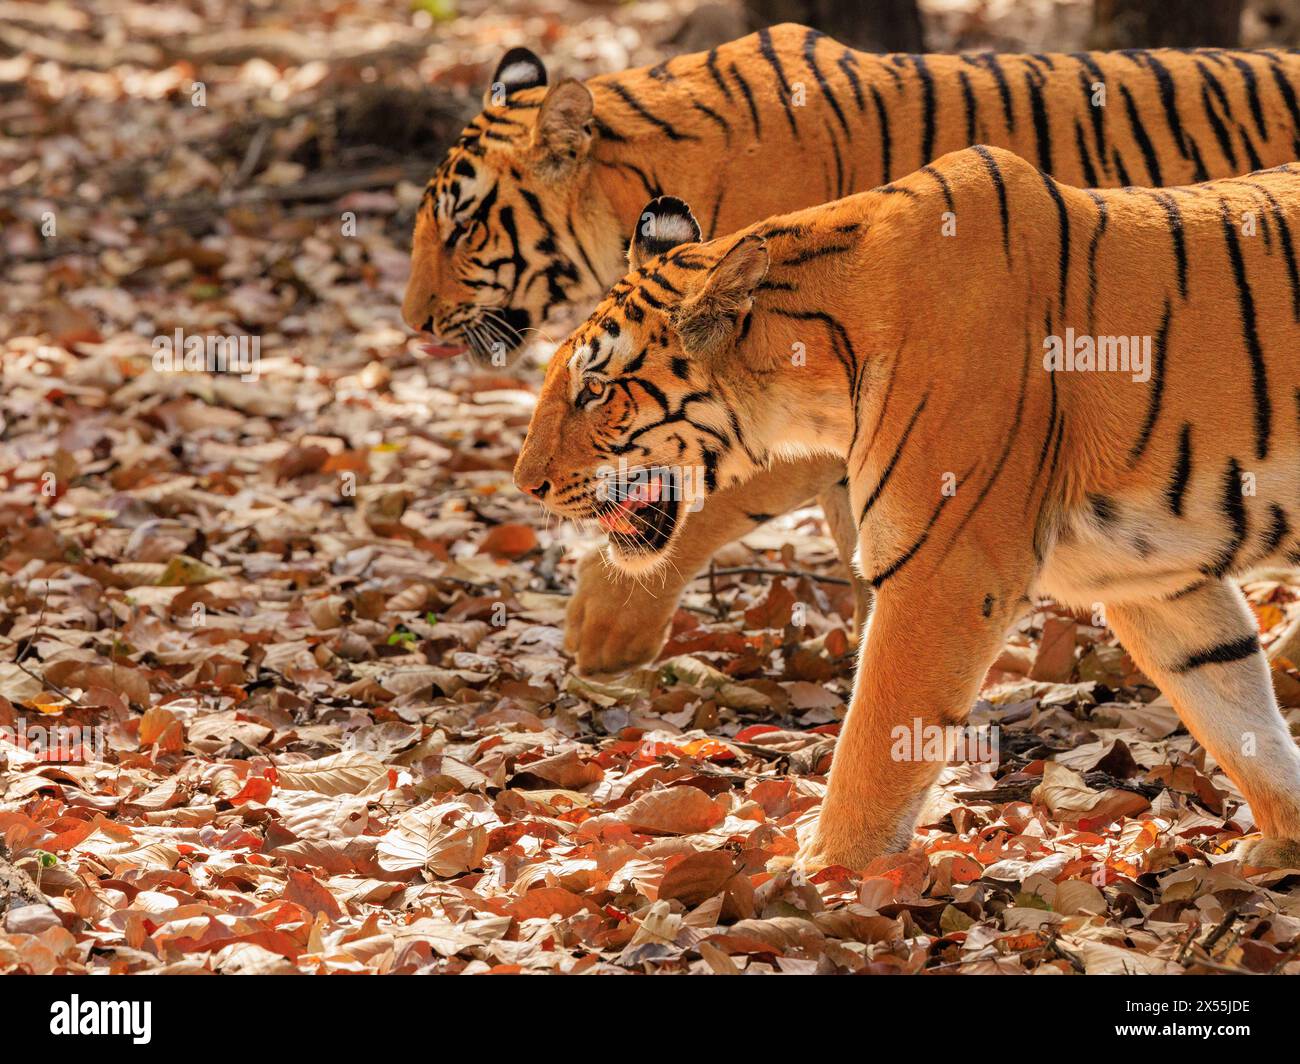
[654,215,699,247]
[498,61,543,89]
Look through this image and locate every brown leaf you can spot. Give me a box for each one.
[477,523,537,559]
[515,748,603,789]
[138,707,179,747]
[616,786,724,835]
[508,887,591,921]
[1029,616,1077,682]
[285,869,344,919]
[277,752,388,795]
[658,850,737,906]
[377,803,489,876]
[743,579,796,629]
[1032,762,1150,826]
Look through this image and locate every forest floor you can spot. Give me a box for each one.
[4,0,1300,975]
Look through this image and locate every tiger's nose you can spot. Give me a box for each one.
[518,477,551,500]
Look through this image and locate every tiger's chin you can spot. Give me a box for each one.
[451,306,536,367]
[605,521,683,575]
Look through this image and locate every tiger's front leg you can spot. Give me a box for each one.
[565,454,854,674]
[797,544,1033,872]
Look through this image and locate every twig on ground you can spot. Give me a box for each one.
[1044,930,1086,973]
[694,566,852,587]
[8,585,85,709]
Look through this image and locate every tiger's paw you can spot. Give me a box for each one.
[1236,835,1300,872]
[764,849,826,886]
[777,831,879,879]
[565,550,680,676]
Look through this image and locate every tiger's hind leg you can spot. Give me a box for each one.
[1105,580,1300,869]
[818,476,873,640]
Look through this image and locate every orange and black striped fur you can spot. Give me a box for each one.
[514,147,1300,871]
[404,26,1300,360]
[405,25,1300,675]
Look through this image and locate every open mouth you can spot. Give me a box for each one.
[595,468,682,556]
[418,309,532,366]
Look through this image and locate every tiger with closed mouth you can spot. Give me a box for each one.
[405,24,1300,675]
[514,147,1300,871]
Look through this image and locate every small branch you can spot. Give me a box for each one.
[692,566,852,587]
[955,771,1163,805]
[0,841,46,919]
[707,559,723,620]
[1044,929,1086,973]
[1269,942,1300,975]
[9,585,85,709]
[728,741,794,763]
[1180,947,1255,976]
[232,123,272,189]
[1178,906,1239,967]
[1201,906,1240,953]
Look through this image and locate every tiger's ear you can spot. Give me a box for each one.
[628,197,702,270]
[672,235,769,356]
[485,47,547,106]
[531,79,595,176]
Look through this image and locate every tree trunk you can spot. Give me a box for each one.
[1090,0,1244,48]
[743,0,925,53]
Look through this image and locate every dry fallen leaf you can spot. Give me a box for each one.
[615,787,725,835]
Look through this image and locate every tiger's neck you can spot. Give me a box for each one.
[712,309,865,485]
[706,197,902,482]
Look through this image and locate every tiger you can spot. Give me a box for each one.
[403,24,1300,676]
[512,147,1300,872]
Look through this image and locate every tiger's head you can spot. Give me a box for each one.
[402,48,626,366]
[514,196,777,573]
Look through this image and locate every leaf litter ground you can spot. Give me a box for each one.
[4,0,1300,976]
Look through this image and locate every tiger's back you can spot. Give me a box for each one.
[588,29,1300,229]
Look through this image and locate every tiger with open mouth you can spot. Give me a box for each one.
[405,24,1300,674]
[514,148,1300,871]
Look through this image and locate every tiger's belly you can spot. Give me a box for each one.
[1035,469,1300,610]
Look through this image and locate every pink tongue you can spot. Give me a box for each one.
[420,342,465,359]
[598,478,662,533]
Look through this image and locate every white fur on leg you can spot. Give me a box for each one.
[1107,580,1300,844]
